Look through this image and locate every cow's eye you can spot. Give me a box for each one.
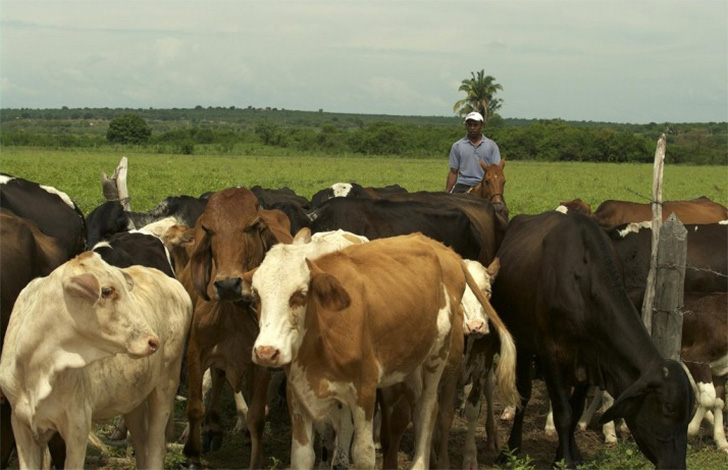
[289,290,307,308]
[101,286,115,298]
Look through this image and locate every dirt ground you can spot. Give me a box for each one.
[5,372,718,469]
[100,374,611,469]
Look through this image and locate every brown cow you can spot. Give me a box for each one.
[249,233,517,469]
[591,196,727,227]
[0,209,67,468]
[179,187,293,469]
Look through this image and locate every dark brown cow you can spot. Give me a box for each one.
[591,196,727,227]
[0,209,67,468]
[681,292,728,453]
[492,211,694,469]
[179,187,293,469]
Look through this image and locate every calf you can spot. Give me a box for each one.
[249,233,516,469]
[0,252,192,469]
[492,212,694,469]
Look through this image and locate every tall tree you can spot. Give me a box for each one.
[453,70,503,121]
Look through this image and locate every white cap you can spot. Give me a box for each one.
[464,111,484,122]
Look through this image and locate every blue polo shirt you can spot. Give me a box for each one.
[449,135,501,187]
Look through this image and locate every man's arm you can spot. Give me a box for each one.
[445,168,458,193]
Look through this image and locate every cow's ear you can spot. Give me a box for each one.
[486,257,501,280]
[599,377,651,424]
[306,259,350,312]
[242,267,257,297]
[122,271,135,291]
[64,273,100,303]
[293,227,312,244]
[190,226,213,301]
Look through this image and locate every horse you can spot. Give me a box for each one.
[470,158,508,220]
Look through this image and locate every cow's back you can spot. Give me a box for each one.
[593,197,728,227]
[0,174,86,258]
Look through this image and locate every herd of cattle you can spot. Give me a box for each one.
[0,159,726,469]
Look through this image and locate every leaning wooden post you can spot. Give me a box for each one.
[650,214,687,360]
[641,134,666,332]
[100,157,130,211]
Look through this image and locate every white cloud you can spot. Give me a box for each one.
[1,0,725,122]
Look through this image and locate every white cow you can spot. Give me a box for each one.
[0,252,192,469]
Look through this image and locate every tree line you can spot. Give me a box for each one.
[0,107,725,165]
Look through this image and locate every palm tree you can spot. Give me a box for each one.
[453,70,503,121]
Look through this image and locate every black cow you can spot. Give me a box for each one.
[309,182,408,208]
[92,231,175,278]
[491,211,693,469]
[250,185,311,236]
[0,173,86,259]
[606,222,728,308]
[85,194,209,249]
[308,197,484,262]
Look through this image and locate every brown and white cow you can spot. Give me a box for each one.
[0,252,192,469]
[178,187,293,469]
[248,233,517,469]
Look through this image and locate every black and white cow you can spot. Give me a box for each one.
[0,173,86,259]
[85,194,209,249]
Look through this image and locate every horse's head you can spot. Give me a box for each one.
[471,159,508,218]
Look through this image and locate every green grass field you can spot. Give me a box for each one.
[1,147,727,469]
[1,147,726,218]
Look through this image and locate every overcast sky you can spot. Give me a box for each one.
[1,1,726,123]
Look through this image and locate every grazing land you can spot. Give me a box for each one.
[1,147,726,469]
[1,147,725,218]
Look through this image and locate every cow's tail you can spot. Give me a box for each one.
[462,263,521,409]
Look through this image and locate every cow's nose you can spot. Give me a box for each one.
[214,277,243,300]
[254,345,279,366]
[148,336,160,354]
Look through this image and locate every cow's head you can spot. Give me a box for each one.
[62,252,160,358]
[247,229,361,368]
[600,359,693,469]
[189,188,292,302]
[460,258,500,336]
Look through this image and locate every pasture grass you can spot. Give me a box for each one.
[1,147,726,218]
[1,147,727,469]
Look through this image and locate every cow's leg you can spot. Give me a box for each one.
[146,385,179,468]
[411,358,448,470]
[543,368,587,469]
[712,376,727,453]
[330,403,354,470]
[379,384,413,470]
[483,366,500,451]
[499,354,533,463]
[200,366,226,452]
[1,402,15,469]
[9,415,45,470]
[544,402,555,437]
[288,389,315,469]
[245,364,271,469]
[55,411,91,469]
[124,402,151,469]
[232,390,249,434]
[432,362,460,469]
[349,399,377,470]
[183,337,205,463]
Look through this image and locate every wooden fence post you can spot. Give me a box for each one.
[650,213,688,360]
[641,134,666,332]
